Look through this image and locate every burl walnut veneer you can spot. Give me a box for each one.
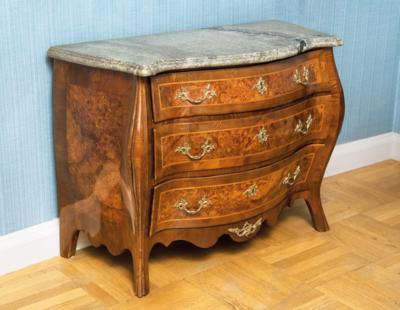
[49,21,344,297]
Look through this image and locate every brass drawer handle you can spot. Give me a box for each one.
[174,196,211,215]
[228,218,263,238]
[295,114,313,134]
[175,139,216,160]
[293,66,310,85]
[282,165,301,186]
[254,127,269,144]
[175,83,217,105]
[244,184,258,198]
[254,77,268,95]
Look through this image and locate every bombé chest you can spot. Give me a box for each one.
[49,20,344,297]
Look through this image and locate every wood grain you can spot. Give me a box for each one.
[151,145,318,234]
[1,160,399,308]
[151,49,332,121]
[154,96,334,180]
[53,61,135,258]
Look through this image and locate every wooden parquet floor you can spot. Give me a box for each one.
[0,160,399,309]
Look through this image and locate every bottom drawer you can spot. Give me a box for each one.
[150,145,323,235]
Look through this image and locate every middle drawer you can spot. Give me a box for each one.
[154,95,334,180]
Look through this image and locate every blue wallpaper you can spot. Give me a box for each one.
[1,0,400,236]
[394,60,400,133]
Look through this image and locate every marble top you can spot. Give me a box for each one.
[48,20,343,77]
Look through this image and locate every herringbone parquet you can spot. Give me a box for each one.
[1,160,399,309]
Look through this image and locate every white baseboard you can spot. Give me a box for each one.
[392,132,400,161]
[325,132,400,176]
[1,132,399,276]
[0,219,90,276]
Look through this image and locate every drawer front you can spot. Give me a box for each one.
[154,95,334,179]
[151,49,332,121]
[150,144,322,235]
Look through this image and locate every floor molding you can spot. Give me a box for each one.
[0,219,90,276]
[1,132,399,276]
[392,131,400,161]
[325,132,400,176]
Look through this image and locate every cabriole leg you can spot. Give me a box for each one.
[304,189,329,232]
[131,247,150,297]
[59,208,79,258]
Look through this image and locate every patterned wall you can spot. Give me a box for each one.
[1,0,400,235]
[394,61,400,133]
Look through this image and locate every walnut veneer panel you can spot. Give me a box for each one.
[154,95,335,180]
[151,145,321,234]
[151,49,332,121]
[53,62,136,257]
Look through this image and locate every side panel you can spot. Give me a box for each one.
[53,61,136,256]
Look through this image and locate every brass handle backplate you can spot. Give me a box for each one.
[255,127,269,144]
[228,218,263,238]
[282,165,301,186]
[174,196,211,215]
[244,184,258,198]
[175,83,217,105]
[175,139,216,160]
[253,77,268,95]
[295,114,313,135]
[293,66,310,85]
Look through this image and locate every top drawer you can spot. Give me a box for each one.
[151,49,333,122]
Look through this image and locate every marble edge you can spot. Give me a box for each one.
[47,36,343,77]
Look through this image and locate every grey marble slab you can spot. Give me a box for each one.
[48,20,343,77]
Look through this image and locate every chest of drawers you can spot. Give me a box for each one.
[49,20,344,297]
